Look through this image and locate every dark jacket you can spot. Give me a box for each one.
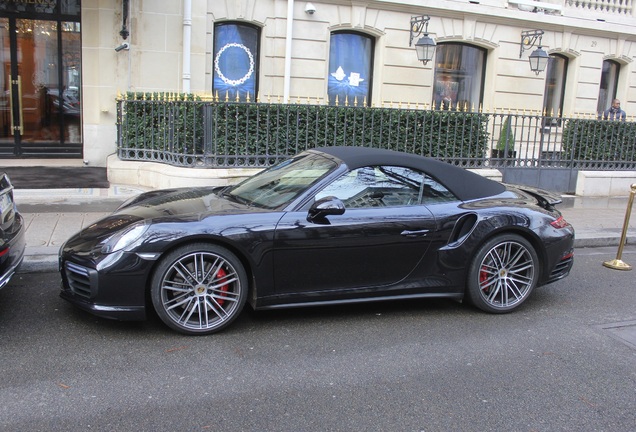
[602,107,626,121]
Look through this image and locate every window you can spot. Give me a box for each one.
[213,23,259,102]
[316,166,456,208]
[228,153,336,209]
[597,60,620,115]
[543,54,568,118]
[433,43,486,110]
[328,32,373,106]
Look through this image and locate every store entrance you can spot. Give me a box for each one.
[0,17,82,157]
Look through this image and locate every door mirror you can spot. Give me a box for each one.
[308,196,345,222]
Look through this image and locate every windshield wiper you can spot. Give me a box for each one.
[219,189,252,206]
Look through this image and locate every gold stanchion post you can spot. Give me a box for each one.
[603,184,636,270]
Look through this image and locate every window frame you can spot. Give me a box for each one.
[432,43,487,111]
[542,54,568,119]
[212,21,260,102]
[596,59,620,115]
[327,30,375,106]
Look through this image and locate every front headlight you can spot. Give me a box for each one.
[99,221,149,254]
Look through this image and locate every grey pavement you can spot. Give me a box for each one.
[15,185,145,273]
[13,186,636,274]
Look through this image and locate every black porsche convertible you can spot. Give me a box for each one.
[59,147,574,335]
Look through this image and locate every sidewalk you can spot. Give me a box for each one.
[15,186,145,273]
[13,186,636,274]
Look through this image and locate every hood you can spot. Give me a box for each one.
[72,187,267,244]
[64,187,271,255]
[114,187,268,220]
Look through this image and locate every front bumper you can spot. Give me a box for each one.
[59,287,146,320]
[59,251,155,321]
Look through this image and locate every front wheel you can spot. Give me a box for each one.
[151,243,248,335]
[466,234,539,313]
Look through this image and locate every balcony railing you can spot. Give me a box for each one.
[506,0,635,17]
[564,0,633,15]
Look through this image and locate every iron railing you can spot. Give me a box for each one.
[116,97,636,172]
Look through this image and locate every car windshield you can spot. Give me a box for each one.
[225,152,337,209]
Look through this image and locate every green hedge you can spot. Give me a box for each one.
[120,92,205,155]
[119,92,489,165]
[562,119,636,161]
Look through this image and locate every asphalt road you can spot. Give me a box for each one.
[1,246,636,431]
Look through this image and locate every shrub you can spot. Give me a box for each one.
[119,93,490,167]
[496,116,515,152]
[561,119,636,162]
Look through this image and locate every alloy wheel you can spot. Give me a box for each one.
[477,240,536,309]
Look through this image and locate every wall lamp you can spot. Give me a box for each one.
[520,30,549,75]
[409,15,436,65]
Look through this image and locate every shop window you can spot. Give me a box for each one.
[213,22,259,102]
[328,31,373,106]
[432,43,485,111]
[0,1,80,15]
[596,60,620,115]
[543,54,568,118]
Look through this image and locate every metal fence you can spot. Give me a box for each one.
[116,96,636,192]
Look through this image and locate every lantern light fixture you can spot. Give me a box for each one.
[520,30,549,74]
[409,15,436,65]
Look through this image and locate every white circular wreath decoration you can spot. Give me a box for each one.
[214,43,255,86]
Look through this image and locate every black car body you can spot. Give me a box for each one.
[0,173,26,290]
[59,147,574,334]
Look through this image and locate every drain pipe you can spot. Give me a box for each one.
[283,0,294,102]
[182,0,192,93]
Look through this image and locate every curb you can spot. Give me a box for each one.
[19,256,58,274]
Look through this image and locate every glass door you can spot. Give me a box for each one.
[0,17,81,156]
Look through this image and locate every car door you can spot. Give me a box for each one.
[272,165,437,295]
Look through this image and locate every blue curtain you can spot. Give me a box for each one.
[213,23,259,101]
[328,33,372,106]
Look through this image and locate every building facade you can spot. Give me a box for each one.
[1,0,635,166]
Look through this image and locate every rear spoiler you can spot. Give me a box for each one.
[517,185,562,208]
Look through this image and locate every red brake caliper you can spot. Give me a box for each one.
[479,266,489,292]
[216,267,229,306]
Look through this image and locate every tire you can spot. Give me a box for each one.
[466,234,539,313]
[150,243,248,335]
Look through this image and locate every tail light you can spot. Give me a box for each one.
[550,216,570,229]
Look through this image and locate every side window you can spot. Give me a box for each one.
[316,165,456,208]
[421,175,457,203]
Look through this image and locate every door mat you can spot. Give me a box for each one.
[1,166,109,189]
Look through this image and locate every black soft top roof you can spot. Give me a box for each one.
[310,146,505,201]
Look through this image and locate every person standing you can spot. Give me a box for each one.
[602,99,627,121]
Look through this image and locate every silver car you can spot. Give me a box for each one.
[0,173,25,290]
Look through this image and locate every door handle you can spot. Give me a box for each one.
[9,75,22,135]
[9,77,14,135]
[401,229,429,237]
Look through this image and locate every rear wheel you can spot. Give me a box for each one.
[150,243,247,335]
[467,234,539,313]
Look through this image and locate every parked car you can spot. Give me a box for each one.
[0,173,26,290]
[59,147,575,335]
